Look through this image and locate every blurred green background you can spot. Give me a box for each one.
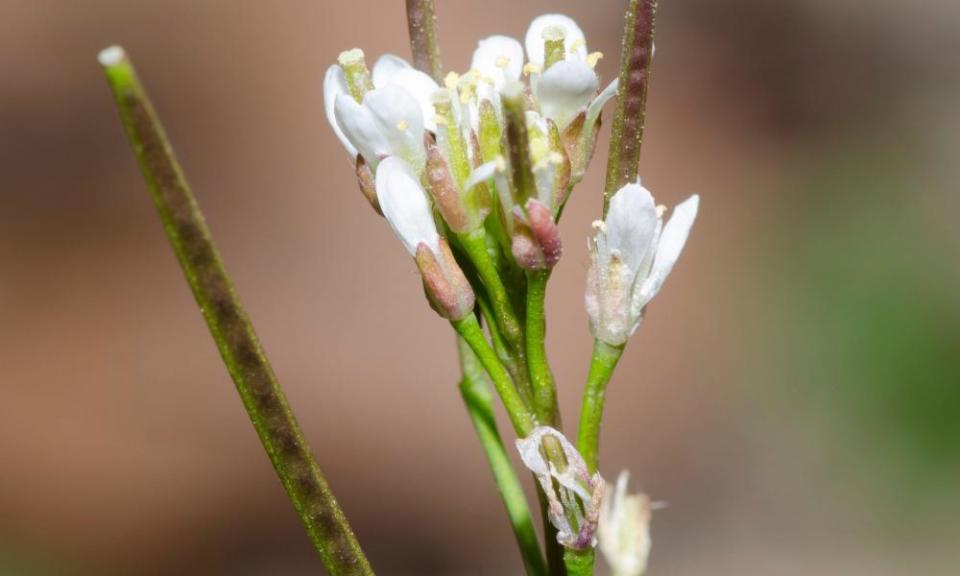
[1,0,958,574]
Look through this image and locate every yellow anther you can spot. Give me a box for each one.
[444,71,460,91]
[495,55,510,68]
[523,63,541,76]
[587,51,604,69]
[396,120,409,132]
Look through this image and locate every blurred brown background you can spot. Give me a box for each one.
[1,1,958,574]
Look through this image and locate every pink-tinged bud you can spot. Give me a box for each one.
[425,144,470,233]
[355,155,381,215]
[415,238,476,320]
[511,199,562,270]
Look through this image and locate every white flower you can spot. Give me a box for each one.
[516,426,605,550]
[597,471,653,576]
[324,51,439,165]
[375,156,440,256]
[585,182,699,346]
[523,14,617,132]
[524,14,588,70]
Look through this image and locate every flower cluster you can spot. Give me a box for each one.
[324,9,698,574]
[324,14,618,314]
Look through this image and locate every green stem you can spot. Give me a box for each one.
[99,47,373,575]
[461,229,524,354]
[538,488,568,576]
[453,314,535,436]
[603,0,658,216]
[405,0,443,82]
[576,339,625,474]
[562,549,596,576]
[479,296,534,408]
[457,339,548,576]
[526,270,559,425]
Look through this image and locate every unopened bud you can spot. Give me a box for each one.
[425,145,470,233]
[415,238,475,320]
[512,199,562,270]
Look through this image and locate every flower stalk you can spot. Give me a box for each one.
[577,340,625,473]
[458,338,548,576]
[99,47,373,575]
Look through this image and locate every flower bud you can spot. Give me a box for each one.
[512,199,562,270]
[415,238,476,320]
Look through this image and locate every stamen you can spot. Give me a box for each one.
[396,120,409,132]
[495,55,510,68]
[523,62,542,76]
[587,51,604,69]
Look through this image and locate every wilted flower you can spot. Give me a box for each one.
[585,181,699,346]
[597,471,653,576]
[516,426,605,550]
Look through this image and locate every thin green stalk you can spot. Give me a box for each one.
[479,296,534,408]
[603,0,658,215]
[525,270,559,425]
[461,229,524,354]
[99,47,373,575]
[458,338,548,576]
[562,549,595,576]
[576,339,625,474]
[405,0,443,82]
[453,314,535,436]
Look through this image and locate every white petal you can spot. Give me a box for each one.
[334,93,390,169]
[371,53,411,87]
[387,68,441,132]
[376,156,440,256]
[586,78,619,128]
[323,64,357,158]
[363,85,426,173]
[465,160,499,191]
[536,59,598,130]
[636,194,699,307]
[605,183,660,274]
[471,35,524,89]
[525,14,588,68]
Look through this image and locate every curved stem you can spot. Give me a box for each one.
[453,314,535,436]
[458,339,548,576]
[526,270,559,425]
[576,339,625,474]
[99,47,373,575]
